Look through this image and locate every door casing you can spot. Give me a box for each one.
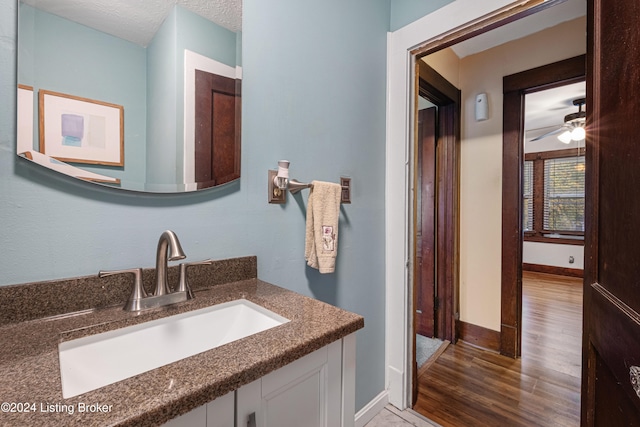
[501,55,586,358]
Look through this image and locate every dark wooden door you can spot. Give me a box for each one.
[194,69,241,189]
[582,0,640,424]
[416,106,437,338]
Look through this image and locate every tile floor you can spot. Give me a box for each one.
[364,405,440,427]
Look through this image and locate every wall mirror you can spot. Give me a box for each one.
[16,0,242,193]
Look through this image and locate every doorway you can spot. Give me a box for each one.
[387,0,587,412]
[410,23,587,427]
[502,56,586,357]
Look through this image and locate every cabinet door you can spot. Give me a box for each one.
[262,346,328,427]
[259,340,343,427]
[161,391,234,427]
[206,391,235,427]
[161,403,206,427]
[237,379,261,427]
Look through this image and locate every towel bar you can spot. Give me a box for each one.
[289,177,351,203]
[288,179,313,194]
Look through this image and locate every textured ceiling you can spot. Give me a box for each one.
[21,0,242,47]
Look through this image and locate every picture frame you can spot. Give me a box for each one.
[17,84,34,155]
[39,90,124,166]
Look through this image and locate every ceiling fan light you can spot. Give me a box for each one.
[558,130,572,144]
[571,126,586,141]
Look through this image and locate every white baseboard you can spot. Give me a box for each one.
[354,390,389,427]
[387,365,405,408]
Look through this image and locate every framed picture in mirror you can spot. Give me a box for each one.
[39,90,124,166]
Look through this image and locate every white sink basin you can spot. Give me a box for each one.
[59,299,289,398]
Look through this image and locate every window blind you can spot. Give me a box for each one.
[523,160,534,232]
[543,156,585,232]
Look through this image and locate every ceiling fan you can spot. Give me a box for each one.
[529,97,586,143]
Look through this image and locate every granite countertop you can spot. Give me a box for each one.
[0,278,364,426]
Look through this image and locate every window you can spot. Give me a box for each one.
[543,156,585,232]
[523,148,585,245]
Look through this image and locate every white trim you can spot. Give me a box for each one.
[385,0,527,410]
[354,390,389,427]
[183,50,241,190]
[341,334,357,427]
[328,339,343,427]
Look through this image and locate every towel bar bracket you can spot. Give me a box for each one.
[341,177,351,204]
[288,179,312,194]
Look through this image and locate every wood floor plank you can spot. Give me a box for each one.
[414,271,582,426]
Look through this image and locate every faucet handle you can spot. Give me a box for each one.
[99,268,147,311]
[178,259,214,299]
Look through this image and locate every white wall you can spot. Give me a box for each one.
[523,241,584,269]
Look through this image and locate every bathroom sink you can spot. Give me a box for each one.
[58,299,289,398]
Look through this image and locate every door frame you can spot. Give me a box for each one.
[411,61,461,406]
[385,0,568,410]
[501,55,586,358]
[414,105,438,341]
[414,59,460,344]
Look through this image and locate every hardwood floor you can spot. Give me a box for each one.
[413,271,583,426]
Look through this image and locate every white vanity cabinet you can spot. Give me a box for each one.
[163,334,356,427]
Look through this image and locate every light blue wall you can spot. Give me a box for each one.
[236,31,242,67]
[18,4,147,184]
[146,6,179,186]
[243,0,388,410]
[3,0,388,413]
[175,5,238,68]
[390,0,454,31]
[146,5,239,186]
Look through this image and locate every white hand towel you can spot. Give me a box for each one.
[305,180,342,273]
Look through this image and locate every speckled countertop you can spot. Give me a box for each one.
[0,257,364,426]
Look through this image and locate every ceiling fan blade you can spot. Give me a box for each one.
[529,127,564,142]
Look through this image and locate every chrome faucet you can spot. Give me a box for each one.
[99,230,212,311]
[154,230,186,296]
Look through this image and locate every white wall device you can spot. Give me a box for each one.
[475,93,489,121]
